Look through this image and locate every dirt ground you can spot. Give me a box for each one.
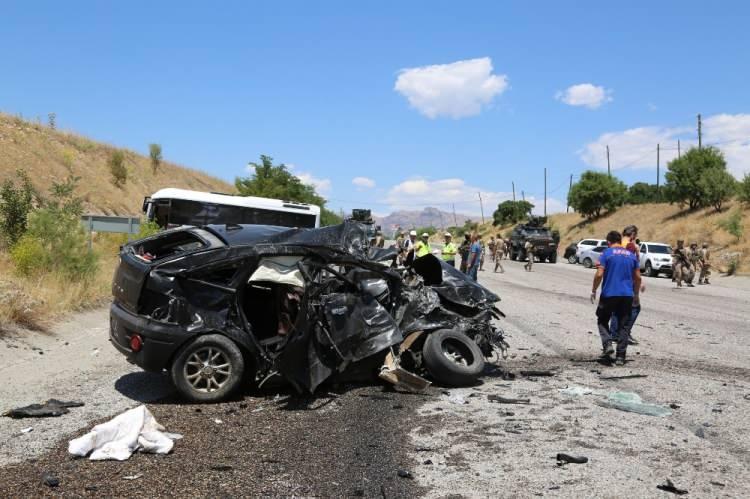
[1,258,748,497]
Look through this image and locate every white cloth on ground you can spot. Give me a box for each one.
[68,405,181,461]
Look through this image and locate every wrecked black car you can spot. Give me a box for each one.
[110,221,508,402]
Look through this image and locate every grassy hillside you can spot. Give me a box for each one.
[0,112,234,215]
[475,202,749,274]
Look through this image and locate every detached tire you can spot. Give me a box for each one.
[171,334,245,403]
[422,329,485,386]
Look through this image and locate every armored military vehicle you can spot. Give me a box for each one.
[509,216,559,263]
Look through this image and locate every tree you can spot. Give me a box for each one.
[0,169,36,247]
[699,167,736,211]
[567,171,627,219]
[626,182,660,204]
[149,143,162,174]
[236,155,342,226]
[109,150,127,187]
[737,173,750,205]
[664,146,733,210]
[492,200,534,226]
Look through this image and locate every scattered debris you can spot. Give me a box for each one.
[41,471,60,488]
[210,464,233,471]
[656,478,688,495]
[710,481,725,487]
[694,427,705,439]
[446,394,468,405]
[68,405,182,461]
[214,418,224,424]
[3,399,84,419]
[397,469,414,479]
[559,386,593,396]
[669,403,681,409]
[556,453,588,465]
[415,446,433,452]
[599,374,648,380]
[123,474,143,481]
[520,370,555,377]
[488,395,530,405]
[423,459,433,465]
[712,408,723,413]
[594,392,672,417]
[20,427,33,434]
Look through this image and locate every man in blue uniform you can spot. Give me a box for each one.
[590,231,642,366]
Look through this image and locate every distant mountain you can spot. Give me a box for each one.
[374,207,476,233]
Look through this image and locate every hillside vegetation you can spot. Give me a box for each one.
[476,202,748,274]
[0,112,233,215]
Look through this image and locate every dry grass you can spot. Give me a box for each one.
[0,238,118,333]
[475,201,749,274]
[0,112,234,215]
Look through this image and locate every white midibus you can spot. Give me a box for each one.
[143,188,321,229]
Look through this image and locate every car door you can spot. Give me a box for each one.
[639,243,648,268]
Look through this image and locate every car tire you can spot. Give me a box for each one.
[171,334,245,403]
[422,329,485,386]
[644,261,654,277]
[583,257,593,268]
[567,254,578,264]
[549,253,557,264]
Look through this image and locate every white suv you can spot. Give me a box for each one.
[639,242,673,277]
[575,239,606,264]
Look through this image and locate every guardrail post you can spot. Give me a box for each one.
[127,217,134,241]
[88,216,93,252]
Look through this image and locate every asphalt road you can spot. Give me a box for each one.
[1,258,749,497]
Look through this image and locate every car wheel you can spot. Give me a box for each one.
[567,254,577,264]
[171,334,245,403]
[549,253,557,264]
[422,329,485,386]
[583,257,593,268]
[644,261,654,277]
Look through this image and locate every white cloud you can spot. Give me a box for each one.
[352,176,376,189]
[579,113,750,177]
[296,171,332,195]
[556,83,612,109]
[394,57,509,119]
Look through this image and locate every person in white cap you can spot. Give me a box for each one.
[441,232,457,267]
[415,232,432,258]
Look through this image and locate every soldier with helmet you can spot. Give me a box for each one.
[698,242,711,285]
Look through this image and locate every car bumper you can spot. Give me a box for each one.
[109,302,194,372]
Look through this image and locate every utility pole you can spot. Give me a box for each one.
[678,139,681,158]
[656,143,660,197]
[477,192,485,224]
[512,181,516,202]
[452,203,457,227]
[567,174,573,213]
[697,114,702,150]
[543,167,547,217]
[606,145,611,177]
[521,190,525,201]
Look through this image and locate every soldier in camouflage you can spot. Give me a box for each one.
[698,242,711,285]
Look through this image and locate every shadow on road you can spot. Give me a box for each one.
[114,371,175,404]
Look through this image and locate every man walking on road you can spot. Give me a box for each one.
[698,242,711,284]
[441,232,457,267]
[523,240,535,272]
[591,231,642,366]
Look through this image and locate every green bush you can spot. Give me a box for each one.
[11,175,98,280]
[149,143,162,174]
[10,235,47,276]
[0,170,36,247]
[136,219,161,239]
[109,150,127,187]
[718,210,744,242]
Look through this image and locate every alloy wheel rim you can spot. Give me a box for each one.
[184,346,232,393]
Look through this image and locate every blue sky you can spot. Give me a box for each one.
[3,1,749,217]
